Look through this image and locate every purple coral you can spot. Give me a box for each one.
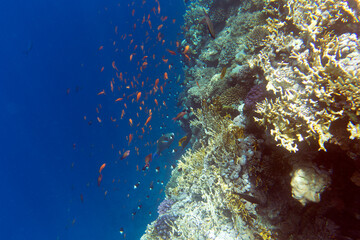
[154,214,177,239]
[158,199,174,215]
[244,84,266,110]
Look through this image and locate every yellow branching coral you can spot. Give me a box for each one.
[251,0,360,152]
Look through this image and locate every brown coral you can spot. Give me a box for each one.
[218,84,246,106]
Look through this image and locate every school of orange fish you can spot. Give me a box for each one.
[70,1,190,236]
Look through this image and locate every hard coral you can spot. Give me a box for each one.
[250,0,360,152]
[154,214,177,239]
[218,84,246,106]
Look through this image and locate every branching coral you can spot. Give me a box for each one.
[250,0,360,152]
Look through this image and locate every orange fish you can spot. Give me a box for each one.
[99,163,106,174]
[154,99,158,106]
[183,45,189,54]
[112,61,119,71]
[166,49,176,55]
[128,133,133,146]
[115,98,123,102]
[98,90,105,95]
[110,81,114,92]
[98,46,104,51]
[164,72,168,80]
[100,66,104,72]
[136,92,141,102]
[144,153,152,167]
[154,78,159,88]
[121,150,130,160]
[157,24,163,30]
[97,117,102,123]
[184,54,190,61]
[144,115,152,126]
[172,19,176,24]
[196,81,200,88]
[160,86,163,94]
[172,111,186,121]
[162,57,168,63]
[130,54,134,61]
[132,9,135,16]
[129,118,133,126]
[97,174,103,187]
[121,109,125,119]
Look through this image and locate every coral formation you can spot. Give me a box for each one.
[290,165,331,206]
[250,0,360,152]
[142,0,360,239]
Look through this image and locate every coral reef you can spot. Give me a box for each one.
[142,0,360,239]
[250,0,360,152]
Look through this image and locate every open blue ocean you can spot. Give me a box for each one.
[0,0,186,239]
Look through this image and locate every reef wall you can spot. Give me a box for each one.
[141,0,360,239]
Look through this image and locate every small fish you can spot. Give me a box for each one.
[157,24,163,30]
[115,98,123,102]
[136,92,141,102]
[178,136,187,147]
[112,61,119,71]
[172,111,186,121]
[164,72,168,80]
[121,150,130,160]
[99,163,106,174]
[128,133,133,146]
[166,49,176,55]
[98,46,104,51]
[97,174,103,187]
[97,90,105,95]
[183,45,189,54]
[144,153,152,168]
[220,67,227,79]
[203,8,215,39]
[144,115,152,126]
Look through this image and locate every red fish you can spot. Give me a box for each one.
[172,111,186,121]
[121,150,130,160]
[98,46,104,51]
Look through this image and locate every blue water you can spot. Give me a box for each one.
[0,0,185,239]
